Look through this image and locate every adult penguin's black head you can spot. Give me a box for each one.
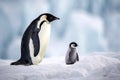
[40,13,60,22]
[69,42,78,48]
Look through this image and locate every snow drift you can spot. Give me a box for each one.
[0,52,120,80]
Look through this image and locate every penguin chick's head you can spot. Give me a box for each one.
[69,42,78,48]
[40,13,60,22]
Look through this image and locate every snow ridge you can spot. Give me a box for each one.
[0,52,120,80]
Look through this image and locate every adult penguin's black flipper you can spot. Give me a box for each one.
[31,28,40,57]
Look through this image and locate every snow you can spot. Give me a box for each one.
[0,52,120,80]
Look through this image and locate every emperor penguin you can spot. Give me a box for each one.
[65,42,79,65]
[11,13,59,65]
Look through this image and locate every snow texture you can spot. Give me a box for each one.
[0,52,120,80]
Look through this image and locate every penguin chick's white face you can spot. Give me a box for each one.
[70,42,78,48]
[71,44,77,48]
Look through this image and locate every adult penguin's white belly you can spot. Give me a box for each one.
[29,22,51,64]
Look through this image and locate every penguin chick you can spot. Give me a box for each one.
[11,13,59,65]
[65,42,79,65]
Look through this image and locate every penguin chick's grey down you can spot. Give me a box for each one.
[11,13,59,65]
[65,42,79,65]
